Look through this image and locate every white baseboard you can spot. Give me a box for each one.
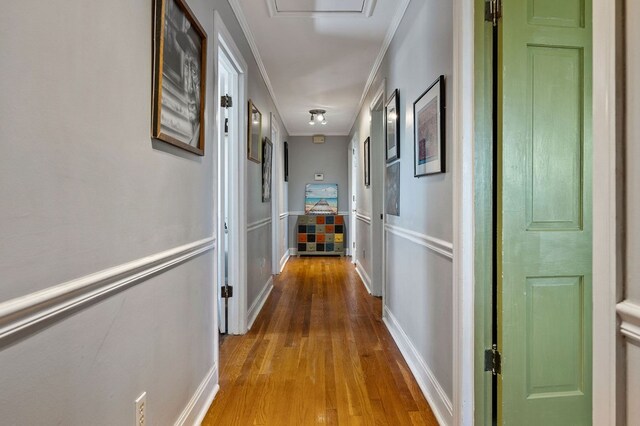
[355,261,372,295]
[383,306,453,425]
[174,364,219,426]
[247,276,274,330]
[279,249,291,273]
[290,247,298,256]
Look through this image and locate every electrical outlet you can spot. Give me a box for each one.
[135,392,146,426]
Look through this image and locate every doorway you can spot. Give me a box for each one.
[349,136,358,264]
[478,1,594,423]
[369,84,385,297]
[214,11,249,337]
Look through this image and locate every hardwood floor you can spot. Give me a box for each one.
[202,257,438,425]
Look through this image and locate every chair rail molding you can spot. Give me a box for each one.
[0,237,215,345]
[247,217,272,232]
[384,224,454,259]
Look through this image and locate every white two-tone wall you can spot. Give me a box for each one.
[0,0,285,423]
[348,0,454,423]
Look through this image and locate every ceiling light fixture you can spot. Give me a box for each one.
[309,109,327,126]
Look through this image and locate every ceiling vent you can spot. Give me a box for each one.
[266,0,377,18]
[312,135,326,144]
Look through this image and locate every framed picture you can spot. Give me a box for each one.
[305,184,338,215]
[364,137,371,187]
[385,89,400,163]
[152,0,207,156]
[248,100,262,163]
[283,141,289,182]
[386,161,400,216]
[414,75,445,176]
[262,137,273,202]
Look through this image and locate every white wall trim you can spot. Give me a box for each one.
[385,224,453,260]
[452,0,475,421]
[290,248,298,256]
[279,248,291,273]
[347,0,411,133]
[247,276,274,329]
[247,217,272,232]
[592,0,622,423]
[227,0,291,135]
[356,212,372,225]
[0,237,215,344]
[617,301,640,344]
[355,260,373,294]
[383,306,453,425]
[279,212,289,220]
[174,364,219,426]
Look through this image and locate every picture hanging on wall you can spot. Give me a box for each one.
[385,89,400,163]
[413,75,445,176]
[248,100,262,163]
[262,137,273,202]
[386,161,400,216]
[364,137,371,187]
[284,141,289,182]
[152,0,207,156]
[305,184,338,215]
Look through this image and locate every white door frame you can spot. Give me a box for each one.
[213,11,248,335]
[592,0,623,423]
[452,0,475,423]
[370,80,385,298]
[349,136,358,264]
[270,114,281,275]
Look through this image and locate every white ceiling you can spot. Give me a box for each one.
[230,0,410,136]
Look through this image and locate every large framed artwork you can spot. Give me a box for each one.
[262,137,273,202]
[152,0,207,156]
[248,100,262,163]
[364,137,371,187]
[385,89,400,163]
[386,161,400,216]
[413,75,445,176]
[305,184,338,215]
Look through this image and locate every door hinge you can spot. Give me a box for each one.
[485,0,501,26]
[221,285,233,298]
[220,94,233,108]
[484,344,502,375]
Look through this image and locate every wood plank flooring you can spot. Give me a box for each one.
[202,257,438,425]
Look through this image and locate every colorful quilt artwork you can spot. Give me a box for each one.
[305,183,338,215]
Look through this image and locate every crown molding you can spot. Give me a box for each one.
[228,0,292,136]
[346,0,411,135]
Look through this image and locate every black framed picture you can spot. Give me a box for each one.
[385,89,400,163]
[414,75,445,176]
[364,137,371,187]
[284,141,289,182]
[262,137,273,202]
[152,0,207,155]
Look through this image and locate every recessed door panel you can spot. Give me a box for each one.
[499,0,592,423]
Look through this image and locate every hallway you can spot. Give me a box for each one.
[203,257,438,425]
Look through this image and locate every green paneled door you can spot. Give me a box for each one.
[498,0,592,424]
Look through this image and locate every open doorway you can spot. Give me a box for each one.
[369,83,385,298]
[214,11,248,337]
[349,136,358,264]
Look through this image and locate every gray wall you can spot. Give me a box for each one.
[287,136,350,250]
[348,0,454,422]
[0,0,285,423]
